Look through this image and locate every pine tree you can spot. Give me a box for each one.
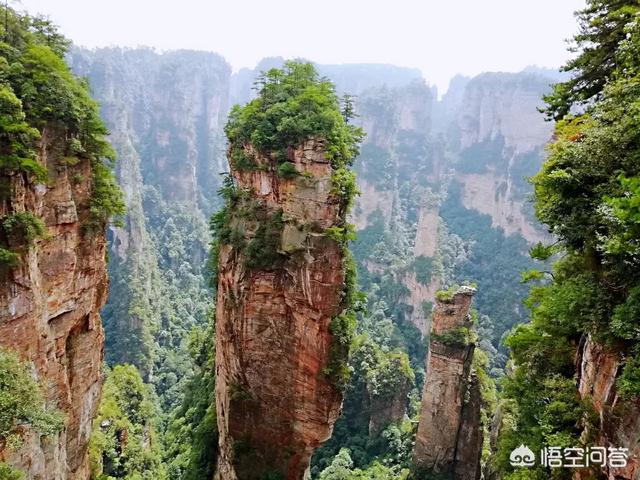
[542,0,640,120]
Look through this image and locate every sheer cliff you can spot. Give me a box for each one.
[351,69,556,361]
[69,48,231,406]
[413,287,482,480]
[0,8,123,479]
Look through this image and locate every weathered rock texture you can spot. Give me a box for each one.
[450,72,555,244]
[573,335,640,480]
[69,48,231,384]
[214,139,348,480]
[367,377,412,436]
[413,287,482,480]
[0,151,107,478]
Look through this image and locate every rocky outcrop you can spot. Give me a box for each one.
[450,72,555,244]
[574,336,640,480]
[0,153,108,478]
[69,48,231,384]
[459,172,550,243]
[214,138,349,480]
[70,48,231,210]
[367,379,411,436]
[413,287,482,480]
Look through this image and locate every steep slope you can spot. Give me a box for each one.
[69,48,231,406]
[213,62,362,480]
[0,8,122,478]
[445,72,554,244]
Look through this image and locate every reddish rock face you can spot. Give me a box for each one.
[215,139,347,480]
[573,336,640,480]
[413,287,482,480]
[0,154,108,478]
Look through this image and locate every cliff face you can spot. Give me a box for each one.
[350,70,555,343]
[574,336,640,480]
[214,139,348,480]
[69,48,230,396]
[445,72,554,244]
[413,287,482,480]
[0,149,107,478]
[352,80,441,335]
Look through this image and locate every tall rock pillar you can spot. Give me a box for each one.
[413,286,483,480]
[214,137,352,479]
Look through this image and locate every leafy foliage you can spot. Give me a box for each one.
[225,60,363,167]
[0,347,63,451]
[0,463,24,480]
[164,321,218,479]
[413,256,434,286]
[431,327,474,348]
[498,10,640,478]
[319,448,409,479]
[89,365,167,480]
[1,212,46,245]
[0,5,124,233]
[542,0,640,120]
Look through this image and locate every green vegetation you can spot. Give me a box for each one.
[89,365,166,479]
[0,211,46,269]
[164,322,218,479]
[229,147,258,172]
[542,0,640,120]
[0,347,63,451]
[312,336,416,476]
[440,181,537,354]
[244,210,286,270]
[457,135,506,174]
[0,4,123,263]
[276,161,298,178]
[224,60,363,167]
[357,144,393,188]
[434,286,456,303]
[0,83,45,181]
[413,256,434,285]
[318,449,409,479]
[217,61,363,391]
[496,5,640,479]
[1,212,46,245]
[0,463,24,480]
[431,326,474,348]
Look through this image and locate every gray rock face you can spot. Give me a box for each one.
[68,48,231,379]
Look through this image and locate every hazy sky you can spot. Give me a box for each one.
[18,0,585,92]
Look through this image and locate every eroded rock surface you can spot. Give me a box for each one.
[214,139,348,480]
[0,158,108,479]
[574,336,640,480]
[413,287,482,480]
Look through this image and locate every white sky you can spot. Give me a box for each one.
[17,0,585,93]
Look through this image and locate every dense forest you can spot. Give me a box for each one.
[1,1,640,480]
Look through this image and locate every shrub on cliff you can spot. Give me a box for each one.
[224,60,363,168]
[0,347,63,451]
[0,5,124,233]
[216,61,364,392]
